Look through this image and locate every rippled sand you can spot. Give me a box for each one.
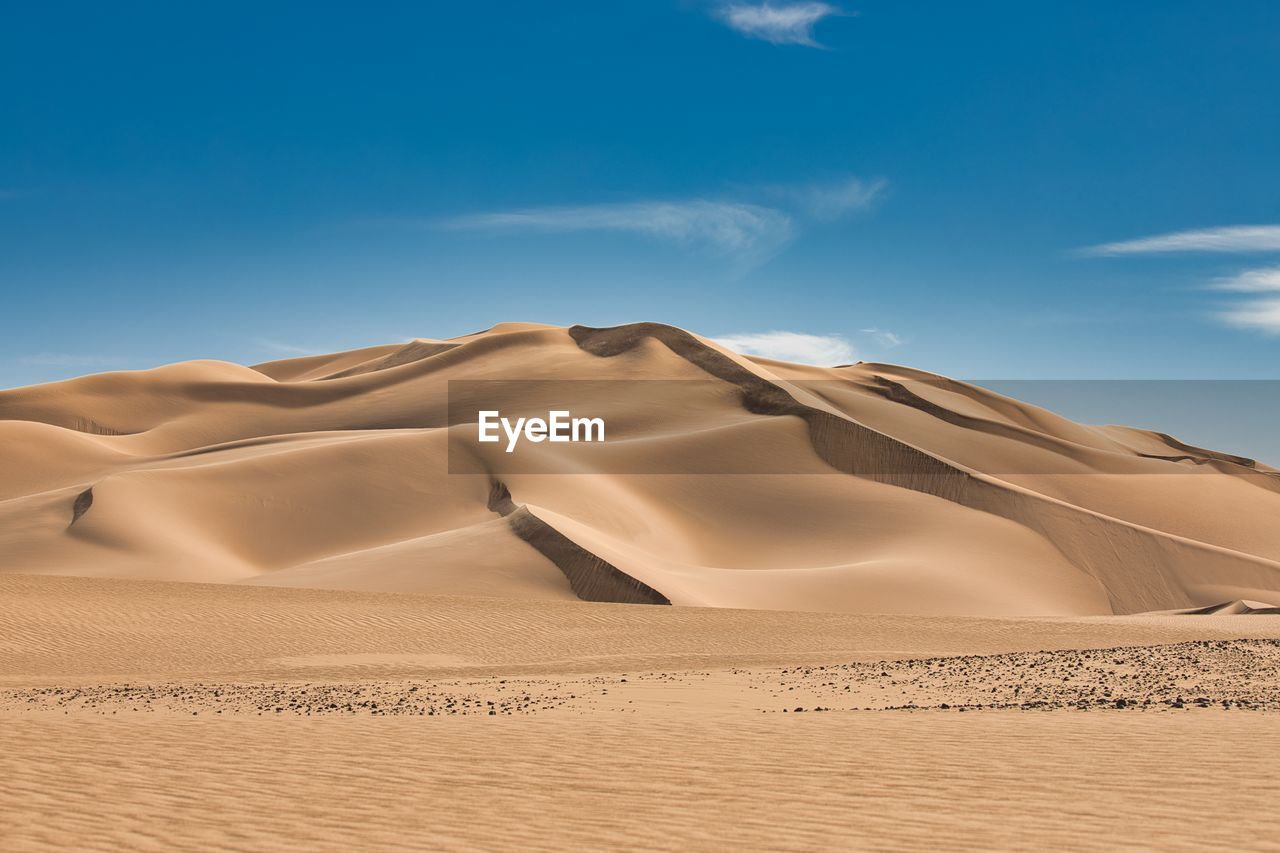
[4,713,1280,852]
[3,575,1279,850]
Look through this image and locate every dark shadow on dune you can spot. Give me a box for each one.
[68,417,135,436]
[486,479,519,516]
[319,341,461,380]
[69,487,93,526]
[1178,600,1280,616]
[569,322,969,498]
[1135,431,1262,471]
[487,479,670,606]
[568,322,1280,615]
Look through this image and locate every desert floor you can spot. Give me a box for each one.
[3,574,1279,851]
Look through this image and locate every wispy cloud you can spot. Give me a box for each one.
[442,200,796,260]
[712,330,856,365]
[860,327,903,348]
[762,176,886,220]
[1080,226,1280,333]
[1219,298,1280,334]
[436,176,885,266]
[16,353,135,368]
[1211,266,1280,292]
[1081,225,1280,256]
[715,2,843,47]
[1210,266,1280,333]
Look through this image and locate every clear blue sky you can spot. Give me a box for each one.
[3,1,1280,393]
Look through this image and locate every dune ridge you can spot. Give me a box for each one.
[487,479,670,605]
[3,321,1279,616]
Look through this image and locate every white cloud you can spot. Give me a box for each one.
[1081,226,1280,332]
[765,176,886,220]
[860,327,903,347]
[1081,225,1280,256]
[434,175,885,265]
[442,200,794,258]
[1211,266,1280,292]
[1209,266,1280,333]
[1219,298,1280,334]
[712,330,856,365]
[716,2,842,47]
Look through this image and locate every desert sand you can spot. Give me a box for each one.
[3,322,1280,850]
[3,321,1280,614]
[2,574,1280,850]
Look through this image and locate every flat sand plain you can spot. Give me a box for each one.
[3,574,1279,851]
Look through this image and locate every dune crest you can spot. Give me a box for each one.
[3,321,1279,616]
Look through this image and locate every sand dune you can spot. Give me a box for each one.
[3,321,1279,615]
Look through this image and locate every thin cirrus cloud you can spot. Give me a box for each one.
[443,200,795,259]
[860,327,903,348]
[711,331,857,366]
[714,2,843,47]
[761,176,887,220]
[1080,224,1280,256]
[1213,267,1280,334]
[1079,225,1280,333]
[437,176,884,264]
[1211,267,1280,292]
[1220,298,1280,333]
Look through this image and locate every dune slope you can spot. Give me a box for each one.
[2,321,1279,616]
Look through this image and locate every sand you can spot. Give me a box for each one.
[8,713,1280,852]
[2,574,1280,850]
[2,321,1280,615]
[4,321,1280,849]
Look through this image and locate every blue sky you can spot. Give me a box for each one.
[3,0,1280,396]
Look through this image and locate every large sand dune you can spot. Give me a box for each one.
[3,321,1279,616]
